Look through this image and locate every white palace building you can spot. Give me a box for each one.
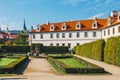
[29,11,120,49]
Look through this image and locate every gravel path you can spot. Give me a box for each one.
[1,56,120,80]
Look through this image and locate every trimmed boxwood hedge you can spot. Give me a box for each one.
[48,56,107,74]
[30,43,43,53]
[75,39,105,61]
[43,46,69,53]
[1,46,30,53]
[104,36,120,66]
[0,55,28,74]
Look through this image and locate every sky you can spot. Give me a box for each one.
[0,0,120,30]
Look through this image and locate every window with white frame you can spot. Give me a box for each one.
[84,32,88,37]
[50,33,53,38]
[76,22,81,29]
[62,43,65,46]
[56,33,59,38]
[33,34,35,39]
[62,23,67,30]
[113,28,115,34]
[68,43,71,48]
[76,32,80,37]
[62,33,65,38]
[69,33,72,38]
[108,29,110,35]
[40,34,43,39]
[93,32,96,37]
[56,43,59,46]
[50,43,53,46]
[92,21,98,29]
[50,24,55,31]
[108,17,111,26]
[36,24,42,32]
[104,31,106,36]
[118,26,120,32]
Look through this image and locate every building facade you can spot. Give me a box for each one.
[29,11,120,49]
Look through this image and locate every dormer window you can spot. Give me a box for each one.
[92,21,98,29]
[36,24,42,32]
[50,24,55,31]
[62,23,67,30]
[108,17,111,26]
[76,22,81,29]
[118,12,120,22]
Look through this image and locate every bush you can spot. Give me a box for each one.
[43,46,69,54]
[74,39,105,61]
[1,46,30,53]
[0,55,28,74]
[104,36,120,66]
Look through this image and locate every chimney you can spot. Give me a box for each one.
[46,21,50,25]
[111,11,118,17]
[93,16,97,21]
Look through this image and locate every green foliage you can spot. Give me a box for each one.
[48,56,107,74]
[104,36,120,66]
[13,31,28,45]
[75,39,105,61]
[0,55,28,74]
[30,43,43,53]
[1,46,30,53]
[43,46,69,53]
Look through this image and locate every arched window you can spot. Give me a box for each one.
[76,22,81,29]
[62,23,67,30]
[36,24,42,32]
[50,24,55,31]
[92,21,98,29]
[108,17,111,26]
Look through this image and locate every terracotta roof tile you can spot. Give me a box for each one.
[30,17,118,33]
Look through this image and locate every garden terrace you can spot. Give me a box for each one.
[0,54,28,74]
[48,56,108,74]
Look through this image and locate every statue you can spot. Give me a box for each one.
[35,46,39,56]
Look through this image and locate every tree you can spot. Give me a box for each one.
[5,39,12,45]
[13,31,28,45]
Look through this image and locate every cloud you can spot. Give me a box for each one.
[0,21,23,30]
[61,0,89,6]
[89,11,109,19]
[0,17,9,23]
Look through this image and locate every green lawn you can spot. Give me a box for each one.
[0,58,17,66]
[47,53,71,57]
[57,58,85,68]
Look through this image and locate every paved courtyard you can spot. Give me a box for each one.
[1,55,120,80]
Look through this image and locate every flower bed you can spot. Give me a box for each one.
[48,56,108,74]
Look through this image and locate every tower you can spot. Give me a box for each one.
[23,19,27,32]
[0,26,1,31]
[30,25,34,31]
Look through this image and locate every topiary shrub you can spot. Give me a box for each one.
[74,39,105,61]
[104,36,120,66]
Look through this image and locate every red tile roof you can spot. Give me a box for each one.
[30,17,119,33]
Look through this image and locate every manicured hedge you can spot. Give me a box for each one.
[104,36,120,66]
[0,55,28,74]
[48,56,107,74]
[30,43,43,53]
[1,46,30,53]
[75,39,105,61]
[43,46,69,53]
